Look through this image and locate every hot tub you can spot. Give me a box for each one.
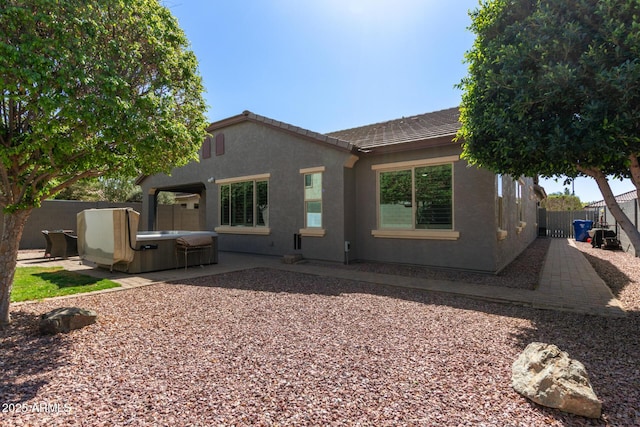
[77,208,218,273]
[117,230,218,273]
[137,230,218,241]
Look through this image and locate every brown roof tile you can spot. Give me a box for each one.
[208,111,354,152]
[587,189,637,207]
[207,107,461,153]
[327,107,461,150]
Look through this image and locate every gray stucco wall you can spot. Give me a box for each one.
[617,199,639,255]
[139,120,539,272]
[353,149,538,272]
[343,167,357,264]
[140,121,355,262]
[494,175,539,272]
[600,199,639,256]
[352,144,502,272]
[4,200,142,249]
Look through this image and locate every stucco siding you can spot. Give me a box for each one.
[138,115,539,272]
[7,200,142,249]
[598,199,639,256]
[140,121,353,262]
[343,167,358,263]
[494,175,539,272]
[352,144,501,272]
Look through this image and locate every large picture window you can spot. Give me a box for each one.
[219,178,268,227]
[378,163,453,230]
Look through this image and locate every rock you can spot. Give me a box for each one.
[512,342,601,419]
[39,307,97,335]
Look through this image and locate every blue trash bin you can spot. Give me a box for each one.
[573,219,593,242]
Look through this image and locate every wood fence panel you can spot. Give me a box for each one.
[544,210,598,239]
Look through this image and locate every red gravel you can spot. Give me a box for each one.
[574,241,640,311]
[1,244,639,426]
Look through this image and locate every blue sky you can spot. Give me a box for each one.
[166,0,635,203]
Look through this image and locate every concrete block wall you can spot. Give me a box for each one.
[2,200,142,249]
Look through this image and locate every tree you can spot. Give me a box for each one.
[0,0,208,327]
[59,177,143,203]
[541,193,585,211]
[457,0,640,254]
[99,176,143,203]
[54,179,103,201]
[57,176,177,203]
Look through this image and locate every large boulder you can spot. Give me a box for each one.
[39,307,97,335]
[512,342,601,419]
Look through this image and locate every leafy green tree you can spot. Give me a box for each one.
[99,176,142,203]
[54,179,103,201]
[541,193,585,211]
[380,170,412,205]
[54,176,144,202]
[0,0,208,327]
[457,0,640,254]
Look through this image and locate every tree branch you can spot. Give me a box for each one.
[0,164,12,207]
[43,169,105,200]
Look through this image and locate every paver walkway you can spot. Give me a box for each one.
[15,238,626,317]
[534,239,625,316]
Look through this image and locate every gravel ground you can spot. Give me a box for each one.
[1,242,639,426]
[574,241,640,311]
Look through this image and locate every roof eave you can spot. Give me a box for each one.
[208,110,355,153]
[206,112,252,132]
[356,133,460,155]
[135,174,147,186]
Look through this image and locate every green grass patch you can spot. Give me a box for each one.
[11,266,120,302]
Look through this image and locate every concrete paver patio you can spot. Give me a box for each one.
[15,238,626,317]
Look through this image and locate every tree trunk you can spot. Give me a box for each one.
[584,168,640,256]
[0,209,32,328]
[629,153,640,203]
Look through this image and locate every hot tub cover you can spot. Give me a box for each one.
[77,208,139,267]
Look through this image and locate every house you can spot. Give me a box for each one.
[137,107,542,273]
[174,193,200,210]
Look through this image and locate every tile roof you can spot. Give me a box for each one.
[208,111,354,152]
[207,107,461,153]
[326,107,461,150]
[587,189,638,207]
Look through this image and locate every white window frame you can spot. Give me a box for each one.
[299,167,325,237]
[215,173,271,235]
[371,157,460,240]
[516,178,527,233]
[497,174,507,240]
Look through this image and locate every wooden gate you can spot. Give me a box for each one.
[540,209,598,238]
